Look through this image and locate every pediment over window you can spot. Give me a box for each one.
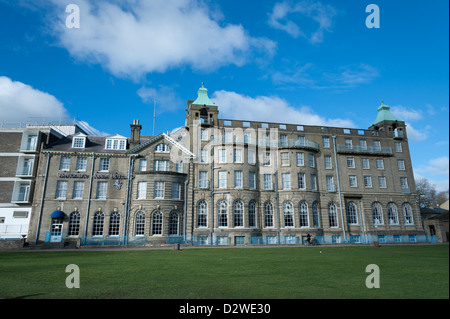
[72,133,87,149]
[105,134,127,150]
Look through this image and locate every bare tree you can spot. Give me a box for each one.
[415,178,437,208]
[436,190,449,207]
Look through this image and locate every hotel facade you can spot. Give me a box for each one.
[26,84,425,246]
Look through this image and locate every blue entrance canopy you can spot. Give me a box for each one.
[51,210,65,219]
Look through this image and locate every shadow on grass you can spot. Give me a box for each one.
[6,293,46,299]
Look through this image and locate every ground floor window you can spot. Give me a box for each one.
[68,211,81,236]
[387,203,399,225]
[233,200,244,227]
[197,200,207,228]
[92,211,105,236]
[346,202,358,225]
[372,202,383,225]
[51,218,63,234]
[299,201,308,227]
[152,211,163,235]
[264,202,274,228]
[169,211,179,235]
[249,201,256,227]
[284,202,294,227]
[329,203,338,227]
[135,211,145,235]
[403,203,414,225]
[109,211,120,236]
[312,202,319,227]
[218,200,228,227]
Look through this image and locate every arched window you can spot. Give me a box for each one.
[312,201,319,228]
[387,203,399,225]
[233,200,244,227]
[109,211,120,236]
[197,200,207,228]
[372,202,383,225]
[68,211,81,236]
[218,200,228,227]
[154,143,170,152]
[299,201,309,227]
[152,211,163,236]
[284,202,294,228]
[92,211,104,236]
[264,201,274,228]
[248,201,256,228]
[402,203,414,225]
[169,211,179,235]
[346,202,358,225]
[135,211,145,236]
[328,203,338,228]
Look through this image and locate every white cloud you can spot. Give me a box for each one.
[0,76,105,135]
[211,90,355,128]
[268,0,337,43]
[390,105,432,142]
[323,64,379,87]
[0,76,68,122]
[415,156,449,192]
[416,156,450,177]
[391,105,423,121]
[271,63,379,89]
[405,123,430,142]
[48,0,276,79]
[414,172,449,193]
[137,85,183,113]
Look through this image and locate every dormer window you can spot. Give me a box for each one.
[72,133,87,149]
[155,143,170,152]
[104,135,127,150]
[106,139,126,150]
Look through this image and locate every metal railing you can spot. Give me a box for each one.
[79,236,148,246]
[249,236,299,245]
[336,144,393,155]
[44,232,66,243]
[167,234,438,246]
[211,137,319,151]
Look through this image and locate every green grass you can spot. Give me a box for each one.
[0,245,448,299]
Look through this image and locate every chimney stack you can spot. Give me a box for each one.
[130,119,142,148]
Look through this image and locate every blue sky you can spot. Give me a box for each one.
[0,0,448,191]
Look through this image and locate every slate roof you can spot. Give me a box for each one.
[44,135,129,154]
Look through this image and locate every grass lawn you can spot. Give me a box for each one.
[0,245,448,299]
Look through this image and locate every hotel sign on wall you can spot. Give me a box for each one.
[56,172,127,190]
[56,172,127,179]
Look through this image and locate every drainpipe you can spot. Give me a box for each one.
[273,132,281,244]
[210,144,214,245]
[274,170,281,244]
[191,158,196,239]
[35,152,51,244]
[84,155,96,238]
[183,159,190,242]
[332,135,347,241]
[123,155,136,245]
[358,199,365,242]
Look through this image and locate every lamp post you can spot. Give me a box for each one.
[374,220,380,246]
[21,234,27,248]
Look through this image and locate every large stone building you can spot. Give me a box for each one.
[26,84,426,246]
